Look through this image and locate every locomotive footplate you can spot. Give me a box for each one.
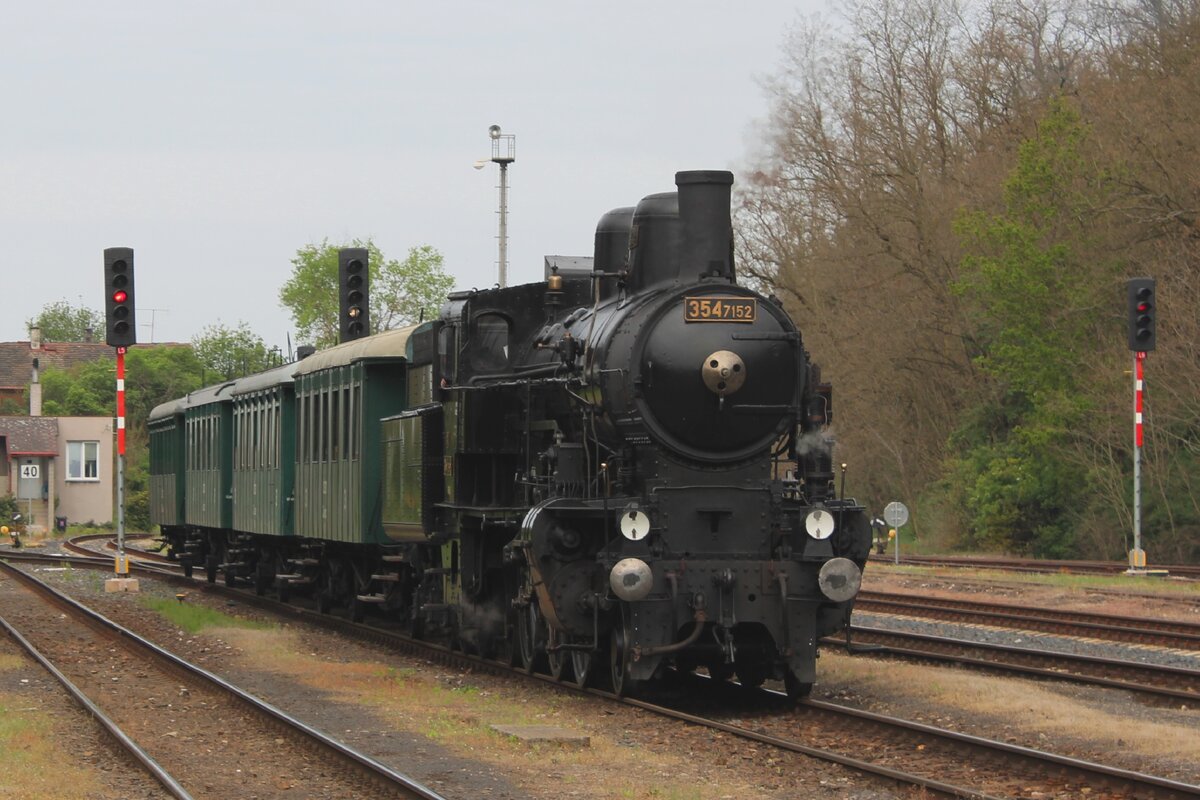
[622,559,834,683]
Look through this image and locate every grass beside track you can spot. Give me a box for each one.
[140,595,273,634]
[0,655,101,800]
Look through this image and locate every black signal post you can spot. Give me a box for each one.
[104,247,137,348]
[338,248,370,343]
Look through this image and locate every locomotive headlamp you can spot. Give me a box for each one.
[610,558,654,601]
[818,557,862,603]
[805,509,835,540]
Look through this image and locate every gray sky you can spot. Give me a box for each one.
[1,1,827,348]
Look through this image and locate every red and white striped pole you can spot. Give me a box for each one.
[115,347,127,575]
[1130,351,1146,570]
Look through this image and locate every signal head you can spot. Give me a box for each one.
[1126,277,1156,352]
[103,247,137,347]
[338,248,371,343]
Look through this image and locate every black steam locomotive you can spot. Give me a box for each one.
[149,170,869,697]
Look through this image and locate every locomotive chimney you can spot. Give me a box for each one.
[675,170,735,283]
[593,206,634,301]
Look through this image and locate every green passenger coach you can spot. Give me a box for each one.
[148,399,186,529]
[291,325,417,545]
[182,381,237,531]
[231,362,301,537]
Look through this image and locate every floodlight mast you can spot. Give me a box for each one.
[484,124,516,287]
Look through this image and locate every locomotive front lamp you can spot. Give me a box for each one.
[818,558,863,603]
[610,558,654,601]
[805,509,835,540]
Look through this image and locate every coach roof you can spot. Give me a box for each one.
[292,324,417,376]
[231,360,302,397]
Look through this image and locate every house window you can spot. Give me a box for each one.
[67,441,100,481]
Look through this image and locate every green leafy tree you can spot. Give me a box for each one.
[191,322,278,381]
[28,300,105,342]
[949,97,1120,556]
[279,240,454,349]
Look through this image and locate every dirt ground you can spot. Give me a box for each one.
[2,559,1197,799]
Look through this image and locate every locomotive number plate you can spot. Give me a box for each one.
[684,296,757,323]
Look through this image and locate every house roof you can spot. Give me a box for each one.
[0,340,113,390]
[0,416,59,455]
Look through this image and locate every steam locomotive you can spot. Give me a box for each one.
[149,170,870,696]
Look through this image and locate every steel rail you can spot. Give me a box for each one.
[870,553,1200,579]
[789,696,1200,799]
[858,590,1200,650]
[13,551,1200,798]
[831,625,1200,703]
[0,610,194,799]
[0,559,444,800]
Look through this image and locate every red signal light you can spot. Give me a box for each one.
[112,290,128,304]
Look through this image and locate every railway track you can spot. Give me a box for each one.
[857,589,1200,650]
[0,558,443,800]
[871,553,1200,580]
[831,624,1200,705]
[8,550,1200,799]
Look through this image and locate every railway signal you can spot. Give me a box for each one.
[102,247,138,592]
[103,247,137,348]
[1126,277,1155,352]
[338,248,370,343]
[1123,277,1167,577]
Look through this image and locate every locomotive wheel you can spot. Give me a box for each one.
[784,670,814,700]
[205,556,219,584]
[609,624,643,698]
[350,598,367,624]
[517,601,547,675]
[569,637,595,689]
[547,629,571,682]
[181,559,194,579]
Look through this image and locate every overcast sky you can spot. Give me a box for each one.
[1,1,830,348]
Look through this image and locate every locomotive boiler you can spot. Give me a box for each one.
[150,169,869,697]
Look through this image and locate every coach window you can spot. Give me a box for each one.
[472,313,510,372]
[341,386,350,461]
[438,324,457,385]
[330,385,340,460]
[349,381,359,460]
[296,394,304,465]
